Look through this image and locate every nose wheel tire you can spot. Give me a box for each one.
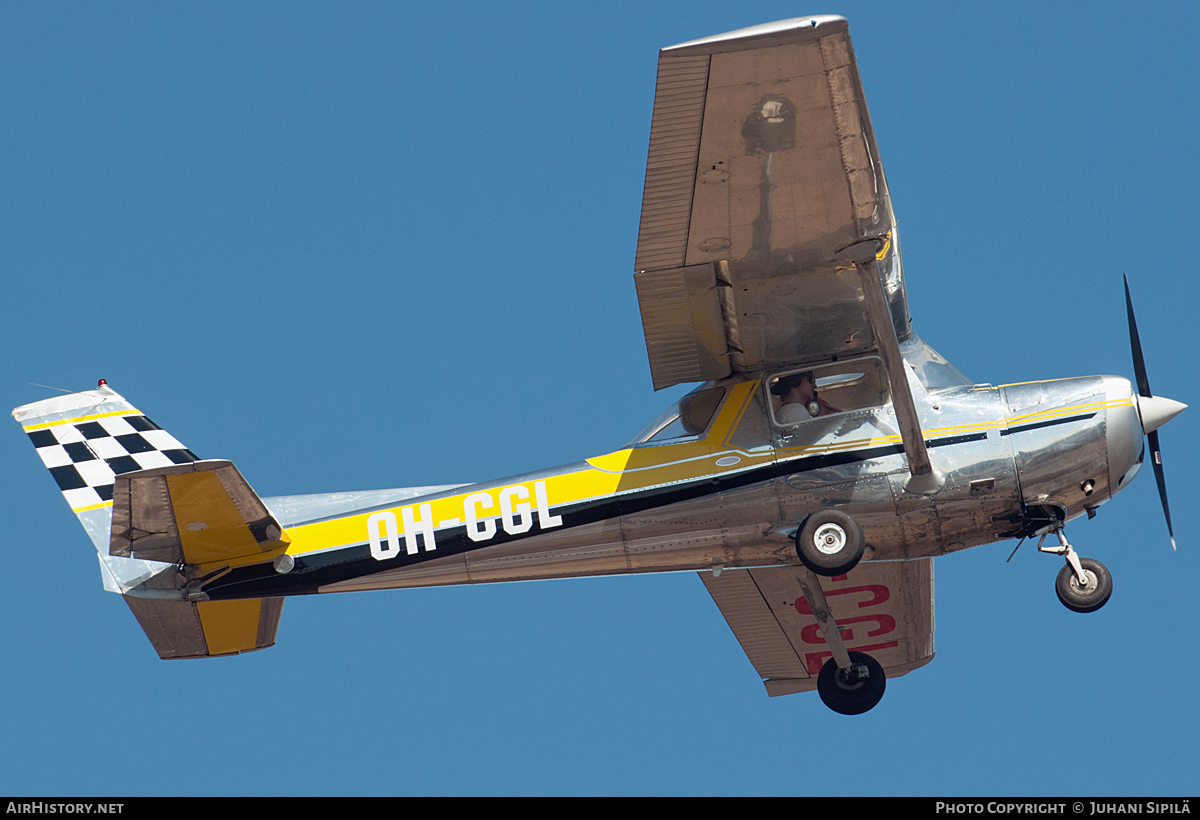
[1055,558,1113,613]
[795,510,865,576]
[817,651,886,715]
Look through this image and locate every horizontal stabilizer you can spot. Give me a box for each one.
[111,460,290,566]
[125,596,283,659]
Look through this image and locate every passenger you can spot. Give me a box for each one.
[772,372,839,423]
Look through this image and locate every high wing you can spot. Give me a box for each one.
[701,559,934,695]
[634,15,910,390]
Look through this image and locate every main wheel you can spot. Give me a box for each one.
[817,651,886,715]
[795,510,865,576]
[1055,557,1113,613]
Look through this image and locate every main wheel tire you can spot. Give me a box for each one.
[1055,558,1113,613]
[817,651,886,715]
[795,510,865,576]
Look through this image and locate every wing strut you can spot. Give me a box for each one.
[841,239,944,495]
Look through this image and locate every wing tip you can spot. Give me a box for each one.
[662,14,848,56]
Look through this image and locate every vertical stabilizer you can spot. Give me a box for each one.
[13,384,201,594]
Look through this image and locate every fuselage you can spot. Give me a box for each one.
[192,350,1146,603]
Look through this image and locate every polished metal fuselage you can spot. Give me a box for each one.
[238,362,1144,600]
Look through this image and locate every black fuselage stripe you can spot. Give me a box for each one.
[1001,413,1096,436]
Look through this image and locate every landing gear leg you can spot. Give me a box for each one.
[1037,528,1113,613]
[796,567,886,715]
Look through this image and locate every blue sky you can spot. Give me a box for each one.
[2,1,1198,796]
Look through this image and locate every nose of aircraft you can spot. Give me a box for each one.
[1104,374,1183,550]
[1120,276,1182,549]
[1104,376,1144,494]
[1137,395,1187,434]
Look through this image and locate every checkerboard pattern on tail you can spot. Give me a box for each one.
[16,386,199,512]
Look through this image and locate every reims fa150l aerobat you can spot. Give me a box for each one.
[14,16,1185,714]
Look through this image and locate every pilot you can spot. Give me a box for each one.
[772,372,839,424]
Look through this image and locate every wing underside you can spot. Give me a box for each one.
[635,16,911,390]
[701,559,934,695]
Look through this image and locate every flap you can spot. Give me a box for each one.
[124,596,284,659]
[634,263,731,389]
[110,460,289,565]
[700,558,934,696]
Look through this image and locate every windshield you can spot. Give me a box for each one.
[900,333,971,391]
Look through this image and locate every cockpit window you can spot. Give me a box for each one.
[626,386,727,447]
[768,359,887,427]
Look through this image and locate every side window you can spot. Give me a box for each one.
[678,387,725,436]
[626,386,727,447]
[768,359,887,427]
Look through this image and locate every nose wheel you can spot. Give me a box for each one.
[1037,527,1113,613]
[1055,558,1113,613]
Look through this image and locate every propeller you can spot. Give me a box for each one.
[1124,274,1186,550]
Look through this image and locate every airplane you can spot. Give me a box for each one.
[12,15,1187,715]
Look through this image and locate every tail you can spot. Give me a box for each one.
[13,382,200,593]
[14,382,285,659]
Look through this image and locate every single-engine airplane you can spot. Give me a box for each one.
[13,16,1186,714]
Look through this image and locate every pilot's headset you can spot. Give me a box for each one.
[771,372,820,417]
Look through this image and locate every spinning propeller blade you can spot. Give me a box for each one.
[1124,275,1182,550]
